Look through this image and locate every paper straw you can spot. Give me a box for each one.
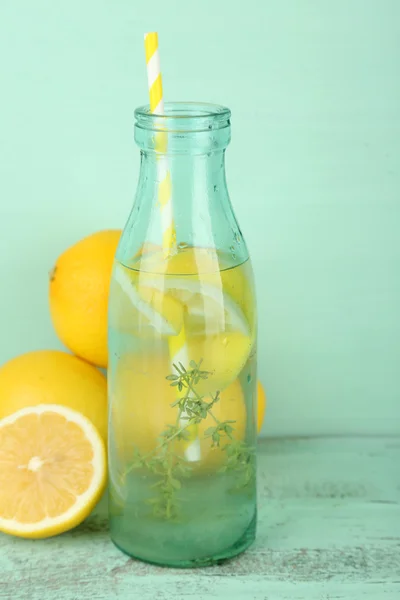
[144,32,176,257]
[144,33,200,461]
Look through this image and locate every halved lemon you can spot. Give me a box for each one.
[0,404,106,539]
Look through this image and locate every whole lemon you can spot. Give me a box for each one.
[49,230,121,368]
[0,350,107,442]
[257,380,267,432]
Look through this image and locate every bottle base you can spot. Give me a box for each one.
[111,511,256,569]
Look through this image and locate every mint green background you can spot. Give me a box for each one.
[0,1,399,436]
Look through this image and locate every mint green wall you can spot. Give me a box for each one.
[0,1,399,436]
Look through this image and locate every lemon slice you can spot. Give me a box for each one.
[139,286,183,334]
[143,276,250,337]
[0,404,106,539]
[114,264,183,336]
[116,247,252,339]
[187,331,253,394]
[135,248,249,334]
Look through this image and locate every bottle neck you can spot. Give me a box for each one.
[135,149,231,250]
[139,149,227,199]
[122,102,248,264]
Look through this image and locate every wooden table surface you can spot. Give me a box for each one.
[1,437,399,599]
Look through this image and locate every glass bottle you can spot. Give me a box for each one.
[108,103,257,567]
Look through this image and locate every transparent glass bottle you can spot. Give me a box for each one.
[108,103,257,567]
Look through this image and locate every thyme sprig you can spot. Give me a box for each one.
[124,359,255,518]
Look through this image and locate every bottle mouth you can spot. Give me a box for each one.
[135,102,231,133]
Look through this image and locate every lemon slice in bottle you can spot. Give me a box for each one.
[113,264,183,336]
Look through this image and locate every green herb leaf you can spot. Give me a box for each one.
[204,427,215,437]
[170,478,181,490]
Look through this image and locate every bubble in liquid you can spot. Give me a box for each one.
[247,374,252,383]
[214,185,219,192]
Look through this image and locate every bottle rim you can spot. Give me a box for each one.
[135,102,231,133]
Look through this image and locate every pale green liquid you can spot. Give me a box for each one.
[108,249,257,566]
[110,449,256,566]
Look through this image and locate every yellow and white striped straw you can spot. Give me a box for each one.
[144,32,176,257]
[144,32,200,462]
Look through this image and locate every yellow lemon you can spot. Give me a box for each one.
[186,331,253,394]
[0,350,108,442]
[257,381,267,432]
[49,230,121,368]
[0,404,106,539]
